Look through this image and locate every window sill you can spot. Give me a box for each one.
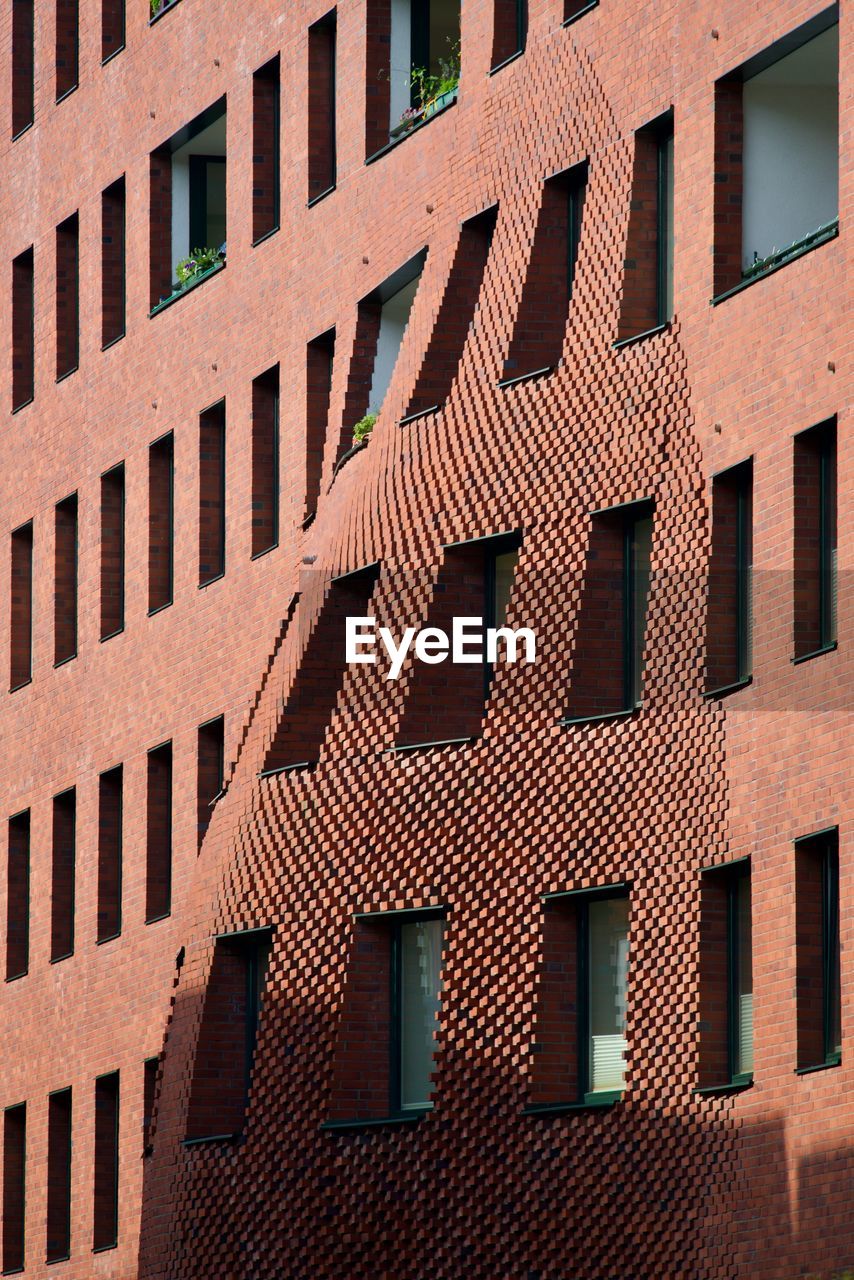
[199,571,225,590]
[489,48,525,76]
[711,221,839,306]
[563,0,599,26]
[12,397,34,416]
[250,541,279,562]
[694,1077,753,1097]
[100,626,125,643]
[321,1110,429,1133]
[258,761,317,778]
[9,678,32,693]
[50,951,74,966]
[498,365,555,391]
[792,641,837,666]
[101,331,126,352]
[399,403,442,427]
[560,707,638,727]
[56,365,79,386]
[92,1242,118,1255]
[795,1055,841,1076]
[307,185,336,209]
[147,600,173,617]
[523,1093,621,1116]
[4,970,28,983]
[330,440,366,483]
[55,84,79,107]
[101,44,126,66]
[366,90,458,166]
[150,260,225,316]
[149,0,182,23]
[182,1132,241,1148]
[702,675,752,700]
[613,320,670,351]
[12,121,34,143]
[96,931,122,947]
[144,911,171,926]
[45,1254,70,1266]
[386,736,479,755]
[252,225,280,248]
[54,653,77,669]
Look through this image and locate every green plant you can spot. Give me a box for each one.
[410,37,460,113]
[150,0,165,15]
[175,246,224,287]
[352,413,377,446]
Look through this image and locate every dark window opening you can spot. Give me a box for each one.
[50,788,76,962]
[308,10,337,202]
[12,247,34,410]
[10,521,33,691]
[618,114,673,341]
[148,432,174,614]
[55,0,79,101]
[54,492,78,666]
[56,213,80,380]
[100,464,125,640]
[796,828,840,1071]
[197,715,224,851]
[251,367,279,557]
[92,1072,119,1252]
[699,860,753,1089]
[365,0,461,154]
[143,1058,159,1150]
[706,460,752,695]
[491,0,526,70]
[46,1088,72,1263]
[101,0,125,61]
[2,1103,26,1274]
[145,743,172,922]
[199,400,226,585]
[97,766,123,943]
[6,811,30,981]
[252,56,280,242]
[11,0,35,137]
[305,330,335,519]
[564,0,597,20]
[793,419,837,660]
[101,177,126,348]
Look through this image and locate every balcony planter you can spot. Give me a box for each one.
[423,87,457,120]
[150,256,225,317]
[150,0,181,21]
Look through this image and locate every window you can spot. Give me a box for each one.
[491,0,526,71]
[101,0,125,61]
[308,10,337,203]
[501,163,587,384]
[97,766,123,943]
[796,828,840,1072]
[46,1088,72,1263]
[145,742,172,922]
[713,15,838,299]
[199,400,226,585]
[101,177,126,348]
[93,1072,119,1252]
[2,1102,26,1274]
[148,432,174,614]
[706,461,752,695]
[564,0,596,20]
[252,56,280,242]
[54,492,78,666]
[143,1057,159,1150]
[566,501,653,721]
[6,811,30,981]
[11,0,34,137]
[51,788,76,963]
[617,113,673,341]
[100,464,125,640]
[699,860,753,1090]
[251,367,279,557]
[365,0,460,154]
[304,330,335,520]
[55,0,79,100]
[12,247,34,410]
[794,419,837,661]
[56,213,80,380]
[197,715,224,851]
[185,928,271,1141]
[10,521,34,690]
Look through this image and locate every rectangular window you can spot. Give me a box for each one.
[10,521,33,690]
[93,1072,119,1252]
[304,329,335,521]
[6,811,30,981]
[252,56,280,242]
[584,894,630,1097]
[706,461,753,695]
[197,715,224,850]
[46,1088,72,1263]
[143,1057,158,1150]
[185,929,271,1141]
[618,113,673,341]
[97,765,123,943]
[699,860,753,1089]
[55,0,79,100]
[380,0,461,146]
[794,419,837,661]
[796,828,840,1072]
[145,743,172,922]
[148,432,174,613]
[251,366,279,557]
[54,492,78,666]
[101,177,126,348]
[12,247,34,410]
[11,0,35,137]
[395,915,445,1111]
[365,255,424,420]
[491,0,526,71]
[101,0,125,61]
[2,1103,26,1274]
[51,788,76,962]
[308,10,337,203]
[199,401,226,586]
[100,464,125,640]
[56,213,80,380]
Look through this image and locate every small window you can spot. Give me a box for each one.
[618,113,673,341]
[101,0,125,61]
[185,929,271,1141]
[5,811,30,982]
[304,329,335,520]
[100,463,125,640]
[55,0,79,101]
[252,56,280,242]
[145,742,172,922]
[793,420,837,661]
[148,432,174,614]
[101,177,126,348]
[251,367,279,557]
[51,788,76,963]
[2,1102,26,1274]
[11,0,35,137]
[199,400,226,586]
[46,1088,72,1263]
[197,715,224,851]
[10,521,34,691]
[56,213,80,380]
[308,10,337,203]
[491,0,526,71]
[366,0,460,154]
[796,828,840,1072]
[566,501,653,721]
[564,0,596,20]
[12,247,34,411]
[706,461,752,695]
[143,1057,159,1150]
[54,492,78,666]
[97,765,123,943]
[699,860,753,1090]
[92,1072,119,1252]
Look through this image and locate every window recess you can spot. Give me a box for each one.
[616,113,673,343]
[100,464,125,640]
[148,432,174,614]
[304,329,335,521]
[308,10,337,203]
[698,860,753,1091]
[145,742,172,922]
[11,0,35,137]
[2,1102,27,1274]
[793,420,837,661]
[705,461,752,696]
[197,715,224,851]
[46,1088,72,1263]
[6,811,30,981]
[365,0,461,156]
[199,400,226,586]
[50,788,76,963]
[10,521,34,691]
[93,1072,119,1251]
[54,492,78,666]
[491,0,526,71]
[55,0,79,101]
[97,765,123,943]
[101,177,126,348]
[251,367,279,557]
[102,0,125,61]
[12,247,35,411]
[56,213,80,380]
[252,56,280,243]
[795,829,841,1072]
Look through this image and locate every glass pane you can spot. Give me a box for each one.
[400,918,443,1109]
[206,161,227,249]
[588,897,629,1093]
[631,516,653,706]
[735,875,753,1076]
[428,0,460,76]
[492,550,518,630]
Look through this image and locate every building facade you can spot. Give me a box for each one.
[0,0,850,1276]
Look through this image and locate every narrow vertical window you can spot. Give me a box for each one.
[11,0,35,137]
[101,0,125,61]
[197,715,224,851]
[148,432,174,614]
[252,56,280,242]
[10,521,34,690]
[54,493,78,666]
[56,213,80,380]
[143,1058,159,1150]
[706,460,753,695]
[796,828,841,1072]
[101,177,126,348]
[46,1088,72,1263]
[51,788,76,962]
[308,10,337,203]
[55,0,79,100]
[395,915,444,1111]
[97,766,123,943]
[145,743,172,922]
[251,367,279,558]
[100,464,125,640]
[199,401,226,586]
[794,420,837,661]
[584,895,630,1098]
[12,247,34,410]
[699,860,753,1089]
[2,1103,26,1274]
[304,330,335,521]
[93,1072,119,1252]
[6,810,30,981]
[618,112,674,341]
[491,0,526,71]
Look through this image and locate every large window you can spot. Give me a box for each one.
[793,420,837,661]
[796,828,841,1072]
[699,860,753,1090]
[706,461,752,695]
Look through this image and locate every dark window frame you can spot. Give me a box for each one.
[2,1101,27,1274]
[92,1071,119,1253]
[145,741,172,924]
[5,810,30,982]
[45,1086,72,1264]
[795,828,841,1072]
[705,461,753,697]
[50,787,76,964]
[307,9,337,205]
[698,858,754,1092]
[252,55,281,243]
[100,462,126,641]
[386,908,446,1119]
[96,764,123,945]
[148,431,175,615]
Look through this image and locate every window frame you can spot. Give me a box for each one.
[389,908,445,1118]
[795,828,841,1072]
[705,460,753,697]
[576,885,630,1105]
[725,861,753,1086]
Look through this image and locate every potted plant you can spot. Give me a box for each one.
[352,413,377,447]
[174,244,226,291]
[391,39,460,138]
